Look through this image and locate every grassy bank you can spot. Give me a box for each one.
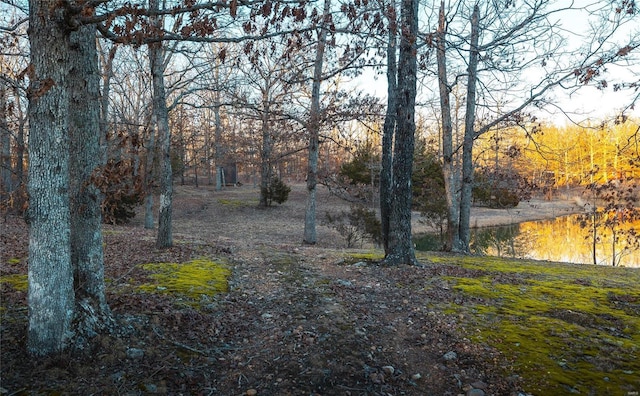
[414,251,640,395]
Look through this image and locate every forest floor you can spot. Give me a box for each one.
[1,184,639,396]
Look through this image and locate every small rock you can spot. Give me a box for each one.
[443,351,458,361]
[246,389,257,396]
[352,261,367,267]
[336,279,353,287]
[126,348,144,359]
[471,381,488,390]
[411,373,422,381]
[466,389,485,396]
[144,384,157,393]
[382,365,395,375]
[261,313,273,319]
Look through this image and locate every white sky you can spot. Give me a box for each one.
[352,1,640,126]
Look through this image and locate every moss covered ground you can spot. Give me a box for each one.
[418,252,640,395]
[137,258,231,306]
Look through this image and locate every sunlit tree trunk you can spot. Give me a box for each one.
[149,0,173,248]
[380,1,397,253]
[383,0,419,265]
[68,23,113,337]
[458,4,480,252]
[26,0,74,356]
[303,0,331,244]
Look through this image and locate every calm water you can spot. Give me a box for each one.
[415,214,640,268]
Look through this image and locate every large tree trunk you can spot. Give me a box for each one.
[150,0,173,248]
[380,1,397,254]
[26,0,74,356]
[68,23,113,339]
[303,0,331,244]
[458,4,480,252]
[436,0,462,252]
[383,0,419,266]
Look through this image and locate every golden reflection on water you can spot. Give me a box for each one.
[472,215,640,267]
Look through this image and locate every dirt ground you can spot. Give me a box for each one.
[0,184,584,395]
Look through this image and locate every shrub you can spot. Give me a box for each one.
[339,142,380,186]
[412,150,448,239]
[473,168,529,208]
[324,205,381,248]
[261,177,291,206]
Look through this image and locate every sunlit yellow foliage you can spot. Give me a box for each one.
[476,118,639,188]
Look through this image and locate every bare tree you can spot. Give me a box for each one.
[381,0,419,265]
[433,0,639,253]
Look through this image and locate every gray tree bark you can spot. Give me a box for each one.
[259,86,273,207]
[458,4,480,252]
[26,0,75,356]
[380,1,397,254]
[383,0,419,265]
[68,22,114,341]
[436,0,463,252]
[303,0,331,244]
[0,83,12,200]
[149,0,173,248]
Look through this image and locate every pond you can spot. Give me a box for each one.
[415,214,640,268]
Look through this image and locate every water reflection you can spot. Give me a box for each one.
[414,215,640,267]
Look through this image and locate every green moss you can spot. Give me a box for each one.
[0,274,28,292]
[6,258,21,265]
[438,254,640,394]
[342,251,384,265]
[216,198,257,207]
[138,258,230,304]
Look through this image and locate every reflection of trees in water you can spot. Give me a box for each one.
[416,214,640,267]
[470,224,525,258]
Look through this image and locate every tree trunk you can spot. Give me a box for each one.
[99,44,117,167]
[259,88,273,207]
[436,0,463,252]
[383,0,419,265]
[26,0,74,356]
[380,1,397,254]
[144,117,156,229]
[458,4,480,253]
[213,69,224,190]
[68,23,113,339]
[150,0,173,248]
[303,0,331,244]
[0,83,11,200]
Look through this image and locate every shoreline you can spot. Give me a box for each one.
[411,197,585,234]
